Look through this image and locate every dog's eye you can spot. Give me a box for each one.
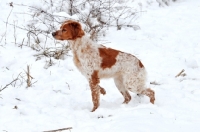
[62,29,67,32]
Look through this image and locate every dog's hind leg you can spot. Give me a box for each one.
[141,88,155,104]
[114,75,131,104]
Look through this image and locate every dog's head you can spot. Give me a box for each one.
[52,20,85,40]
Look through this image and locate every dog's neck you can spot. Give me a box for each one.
[68,35,93,51]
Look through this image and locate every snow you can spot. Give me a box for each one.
[1,0,200,132]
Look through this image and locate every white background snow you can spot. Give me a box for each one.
[0,0,200,132]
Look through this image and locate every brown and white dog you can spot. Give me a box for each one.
[52,20,155,112]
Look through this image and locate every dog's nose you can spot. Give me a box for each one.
[52,32,56,36]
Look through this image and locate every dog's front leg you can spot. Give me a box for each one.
[90,84,100,112]
[89,70,100,112]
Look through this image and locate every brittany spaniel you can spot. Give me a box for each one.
[52,20,155,112]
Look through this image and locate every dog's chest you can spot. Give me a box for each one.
[73,47,101,70]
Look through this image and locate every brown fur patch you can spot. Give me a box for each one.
[91,70,99,85]
[99,48,120,69]
[139,60,144,68]
[65,22,85,40]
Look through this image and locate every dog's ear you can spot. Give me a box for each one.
[69,22,85,39]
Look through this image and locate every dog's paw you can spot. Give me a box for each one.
[100,87,106,95]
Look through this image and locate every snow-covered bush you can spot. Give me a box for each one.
[156,0,177,6]
[26,0,178,44]
[27,0,141,42]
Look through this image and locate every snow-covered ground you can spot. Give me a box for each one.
[0,0,200,132]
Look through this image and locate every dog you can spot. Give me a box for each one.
[52,20,155,112]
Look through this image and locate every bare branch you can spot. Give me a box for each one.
[26,65,31,87]
[175,69,185,78]
[150,81,161,85]
[43,127,72,132]
[13,21,17,45]
[5,3,14,45]
[0,72,22,92]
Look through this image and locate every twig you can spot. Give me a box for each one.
[13,20,17,45]
[0,33,6,44]
[66,82,70,90]
[11,2,70,23]
[150,81,160,85]
[3,22,53,40]
[0,72,22,92]
[18,38,25,48]
[27,65,31,87]
[43,127,72,132]
[175,69,185,78]
[33,47,70,59]
[5,3,14,45]
[25,65,34,88]
[0,78,18,92]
